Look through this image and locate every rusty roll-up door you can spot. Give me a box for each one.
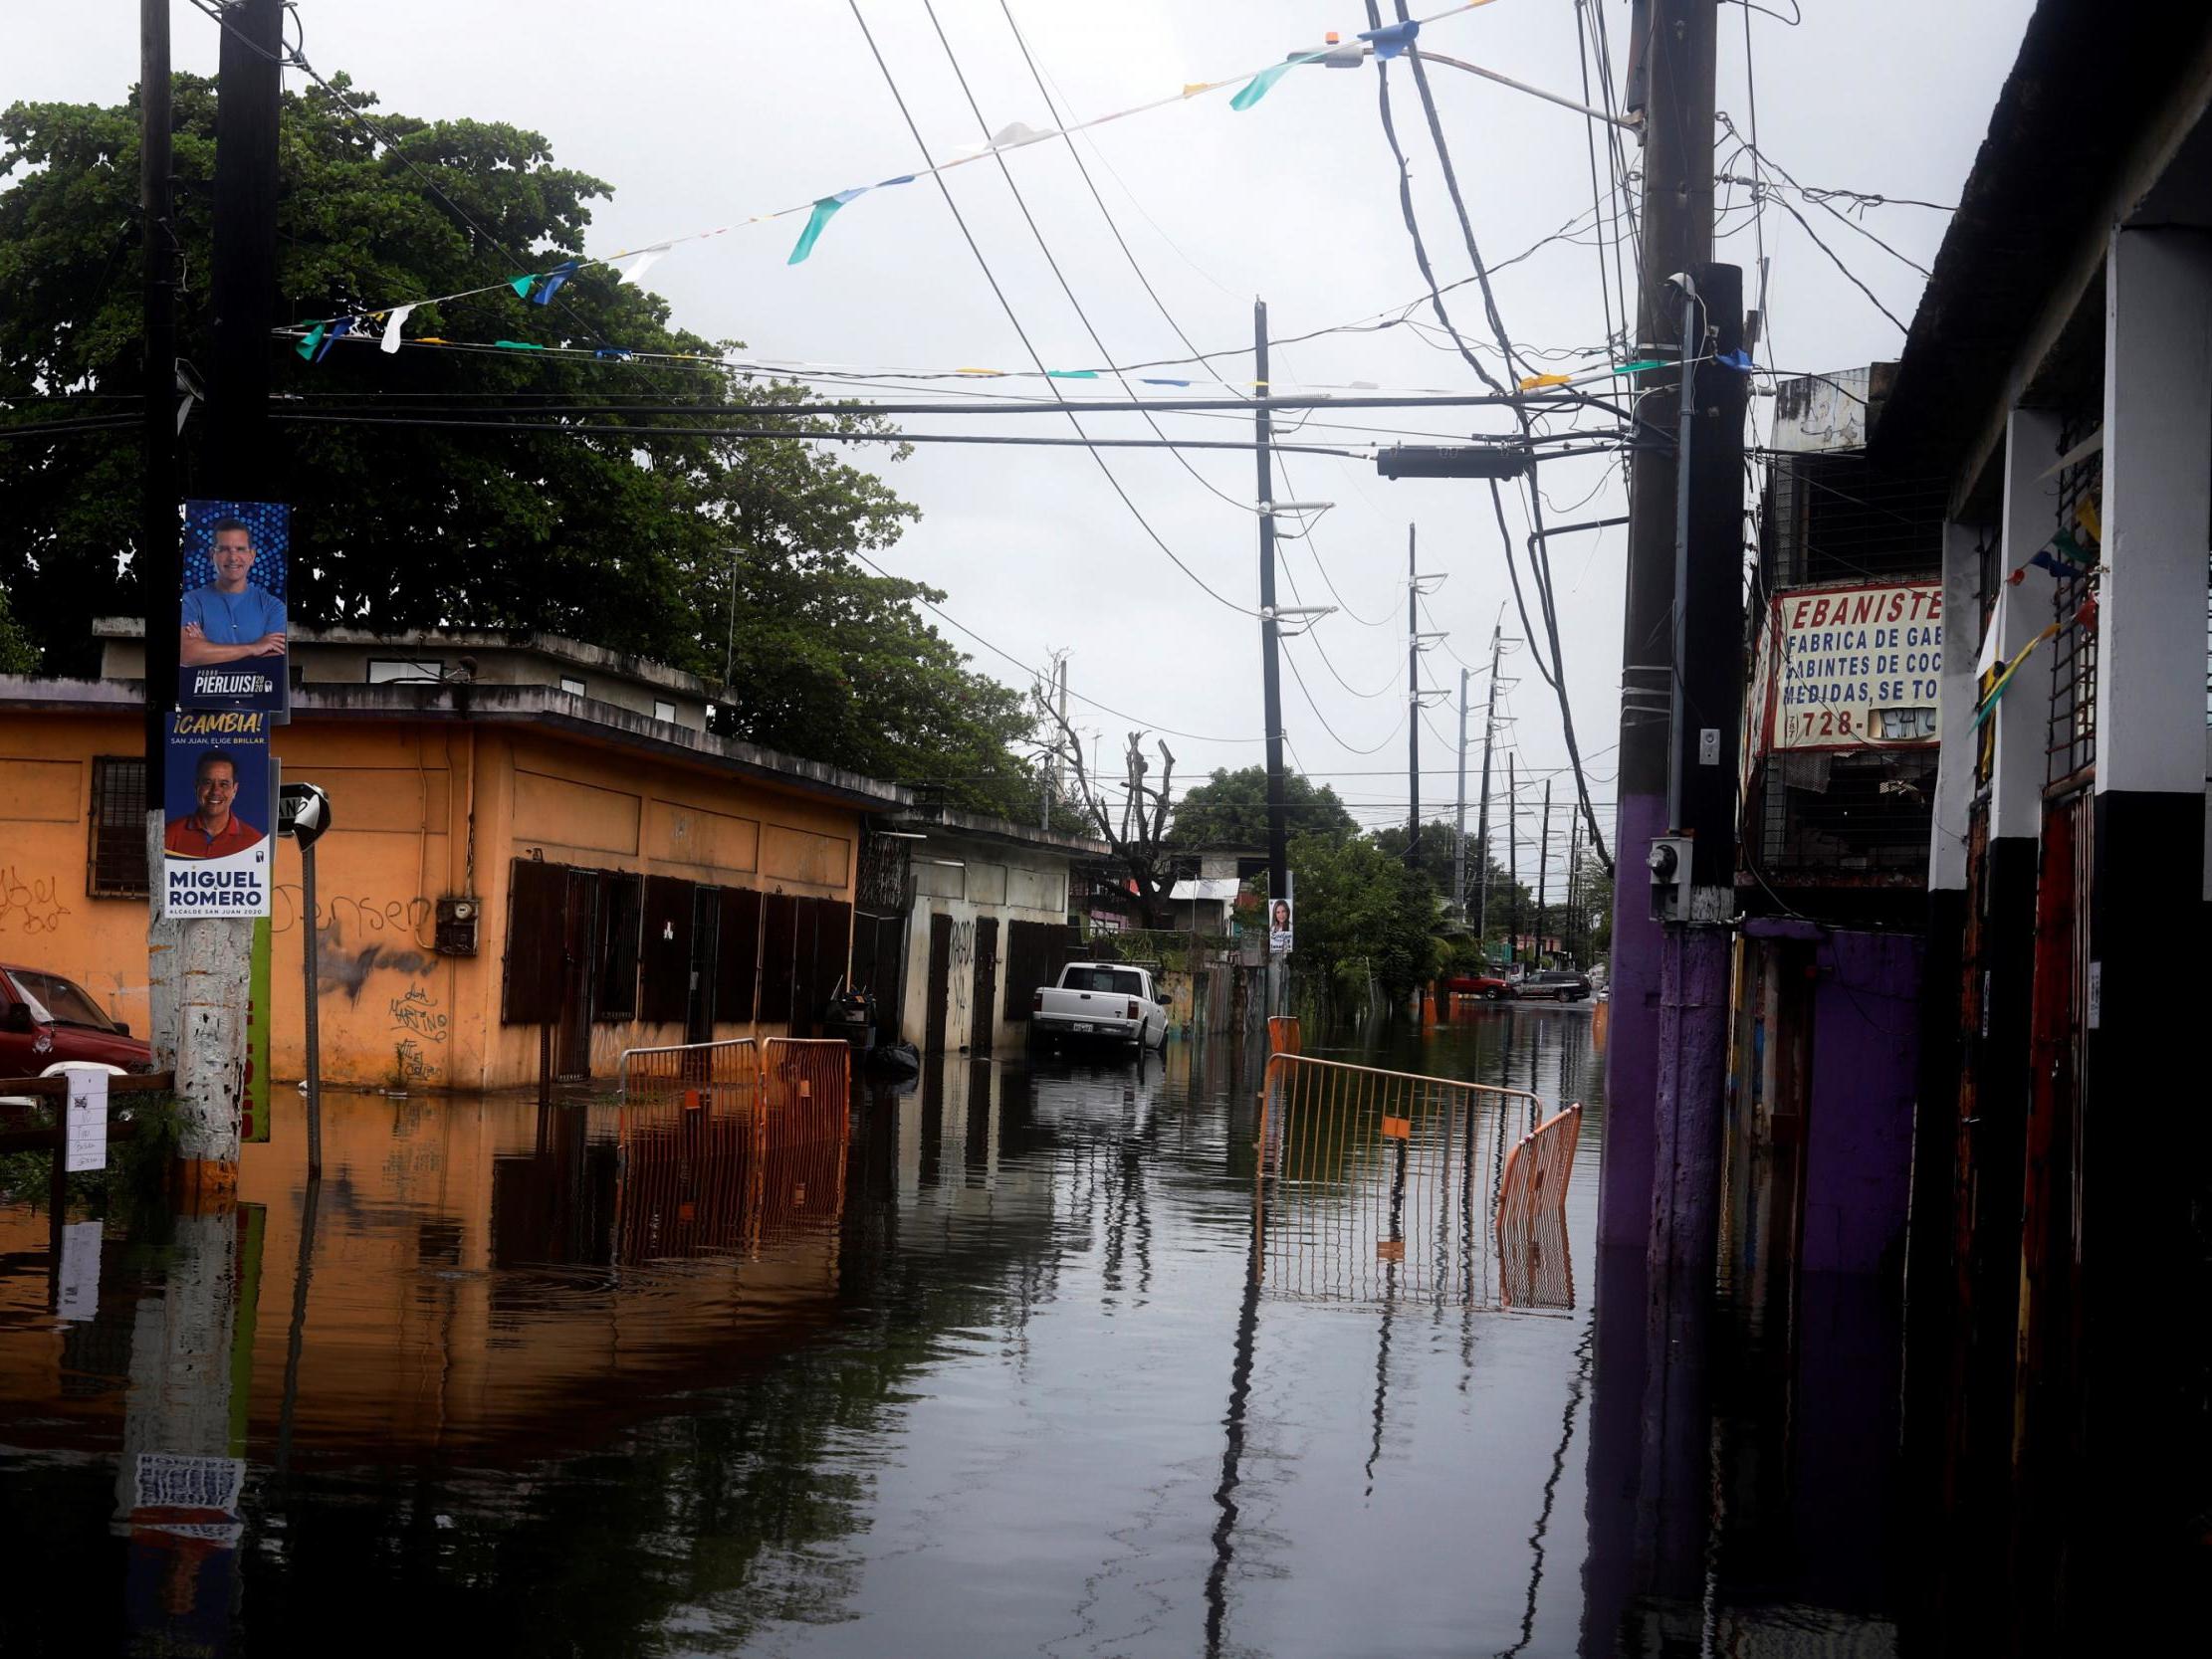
[924,913,954,1055]
[971,917,998,1052]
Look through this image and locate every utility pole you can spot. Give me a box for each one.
[1602,0,1729,1258]
[1406,526,1420,866]
[139,0,176,799]
[1040,653,1067,831]
[148,0,286,1184]
[1474,619,1501,949]
[1254,301,1288,1006]
[1536,779,1552,967]
[1452,667,1469,916]
[1506,754,1519,970]
[207,0,284,490]
[1566,810,1582,966]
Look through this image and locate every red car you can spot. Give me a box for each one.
[0,963,154,1081]
[1443,971,1514,1002]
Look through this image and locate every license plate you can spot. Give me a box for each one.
[1069,1022,1094,1033]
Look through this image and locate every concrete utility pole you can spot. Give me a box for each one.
[148,0,285,1184]
[138,0,176,792]
[1406,526,1420,864]
[1452,667,1469,915]
[1537,779,1552,966]
[1473,619,1501,947]
[1601,0,1726,1256]
[1253,301,1288,1007]
[1506,754,1519,969]
[1566,810,1582,966]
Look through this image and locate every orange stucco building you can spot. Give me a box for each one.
[0,630,908,1089]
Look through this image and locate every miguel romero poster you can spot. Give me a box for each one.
[178,499,290,718]
[162,712,275,919]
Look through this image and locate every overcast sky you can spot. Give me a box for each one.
[5,0,2032,882]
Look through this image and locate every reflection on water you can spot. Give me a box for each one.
[0,1006,1912,1656]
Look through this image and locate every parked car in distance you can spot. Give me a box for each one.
[1029,962,1168,1050]
[1513,969,1594,1003]
[1442,970,1513,1001]
[0,963,155,1080]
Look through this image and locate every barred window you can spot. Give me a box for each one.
[87,756,148,898]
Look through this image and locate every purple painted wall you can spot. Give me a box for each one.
[1802,929,1923,1277]
[1599,790,1665,1251]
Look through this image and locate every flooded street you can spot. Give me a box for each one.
[0,1009,1908,1656]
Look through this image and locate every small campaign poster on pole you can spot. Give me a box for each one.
[178,499,290,719]
[1268,874,1296,956]
[162,712,275,919]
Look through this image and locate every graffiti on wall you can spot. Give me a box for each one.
[274,886,434,941]
[948,918,975,1012]
[388,983,449,1045]
[0,865,71,935]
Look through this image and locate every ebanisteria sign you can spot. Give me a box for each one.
[1753,581,1944,753]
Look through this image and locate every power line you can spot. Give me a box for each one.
[844,0,1255,616]
[849,550,1262,745]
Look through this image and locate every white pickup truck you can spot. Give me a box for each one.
[1028,961,1168,1050]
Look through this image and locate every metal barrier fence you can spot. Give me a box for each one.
[1267,1014,1301,1055]
[1496,1104,1583,1233]
[1496,1105,1583,1311]
[1254,1053,1550,1306]
[616,1037,762,1104]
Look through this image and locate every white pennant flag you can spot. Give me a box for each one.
[617,245,670,286]
[379,304,416,353]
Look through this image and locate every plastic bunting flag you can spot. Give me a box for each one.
[311,317,351,362]
[1046,369,1099,379]
[531,260,580,305]
[1358,19,1421,57]
[1231,48,1332,111]
[1971,624,2060,728]
[1517,371,1572,390]
[379,305,416,354]
[295,320,328,361]
[788,178,914,265]
[493,339,546,351]
[616,245,670,286]
[508,274,536,299]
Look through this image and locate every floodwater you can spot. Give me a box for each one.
[0,1007,1912,1656]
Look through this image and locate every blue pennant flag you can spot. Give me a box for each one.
[313,316,353,362]
[532,260,580,305]
[1357,20,1421,58]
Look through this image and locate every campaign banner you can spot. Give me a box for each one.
[178,499,290,719]
[161,713,274,919]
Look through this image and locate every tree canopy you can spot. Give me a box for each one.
[0,74,1037,815]
[1168,765,1357,847]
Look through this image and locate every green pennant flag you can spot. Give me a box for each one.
[788,195,855,265]
[508,274,537,299]
[1613,358,1666,375]
[296,321,328,360]
[493,339,546,350]
[1231,50,1328,111]
[1046,369,1100,379]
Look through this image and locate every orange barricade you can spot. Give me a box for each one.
[1495,1105,1582,1311]
[1254,1053,1548,1306]
[1496,1104,1583,1230]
